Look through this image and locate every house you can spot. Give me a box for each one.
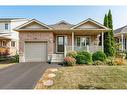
[14,18,110,63]
[0,18,30,55]
[114,25,127,51]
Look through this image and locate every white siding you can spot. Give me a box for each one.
[0,19,30,54]
[0,21,11,33]
[10,19,30,52]
[11,19,30,40]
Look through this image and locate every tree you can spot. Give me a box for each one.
[103,10,115,57]
[107,10,115,56]
[103,14,112,56]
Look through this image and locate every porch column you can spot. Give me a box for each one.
[101,32,104,51]
[72,32,74,51]
[121,33,124,51]
[64,44,67,57]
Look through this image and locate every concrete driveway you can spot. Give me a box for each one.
[0,62,61,89]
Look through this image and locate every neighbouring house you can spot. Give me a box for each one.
[114,25,127,51]
[14,18,110,63]
[0,18,30,56]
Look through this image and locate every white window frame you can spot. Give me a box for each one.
[75,36,91,47]
[0,40,7,47]
[11,41,16,47]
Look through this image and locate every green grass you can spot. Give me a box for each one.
[45,65,127,89]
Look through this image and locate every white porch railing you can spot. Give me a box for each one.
[64,45,102,57]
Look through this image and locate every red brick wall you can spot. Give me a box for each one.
[19,31,54,62]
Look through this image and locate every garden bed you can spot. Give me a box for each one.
[0,55,19,64]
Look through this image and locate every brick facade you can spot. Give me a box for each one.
[19,31,54,62]
[19,31,99,62]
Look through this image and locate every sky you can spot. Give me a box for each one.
[0,6,127,29]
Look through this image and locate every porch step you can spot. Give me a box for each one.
[51,54,64,63]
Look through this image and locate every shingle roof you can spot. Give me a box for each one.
[0,18,27,21]
[114,25,127,34]
[14,18,110,31]
[49,20,74,29]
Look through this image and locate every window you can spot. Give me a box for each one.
[5,23,9,30]
[57,36,66,53]
[81,38,86,46]
[76,36,90,47]
[86,37,90,45]
[76,37,80,46]
[11,41,16,47]
[2,41,7,47]
[58,37,64,45]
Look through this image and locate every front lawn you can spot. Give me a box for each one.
[38,65,127,89]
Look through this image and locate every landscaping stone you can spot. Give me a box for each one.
[49,68,58,72]
[47,73,56,78]
[43,79,54,86]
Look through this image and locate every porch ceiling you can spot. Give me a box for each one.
[53,30,106,36]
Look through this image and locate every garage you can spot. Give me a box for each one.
[25,42,47,62]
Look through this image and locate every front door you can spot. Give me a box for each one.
[57,36,66,53]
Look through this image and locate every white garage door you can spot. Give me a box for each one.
[25,42,47,62]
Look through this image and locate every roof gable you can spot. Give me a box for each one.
[21,22,49,29]
[50,20,73,29]
[114,25,127,34]
[14,19,52,30]
[71,18,109,29]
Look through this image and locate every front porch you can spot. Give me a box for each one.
[50,30,105,63]
[65,45,102,54]
[53,30,104,57]
[0,37,17,56]
[115,33,127,51]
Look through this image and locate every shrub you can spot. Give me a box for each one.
[114,58,125,65]
[14,54,19,63]
[104,57,116,66]
[124,51,127,59]
[105,57,125,66]
[67,51,77,58]
[92,51,106,61]
[64,56,76,66]
[0,56,7,61]
[2,49,9,56]
[10,54,19,63]
[0,48,10,57]
[76,51,92,64]
[93,60,105,65]
[115,51,125,58]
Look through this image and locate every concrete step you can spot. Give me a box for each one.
[51,54,64,63]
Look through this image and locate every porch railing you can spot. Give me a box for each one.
[64,45,102,57]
